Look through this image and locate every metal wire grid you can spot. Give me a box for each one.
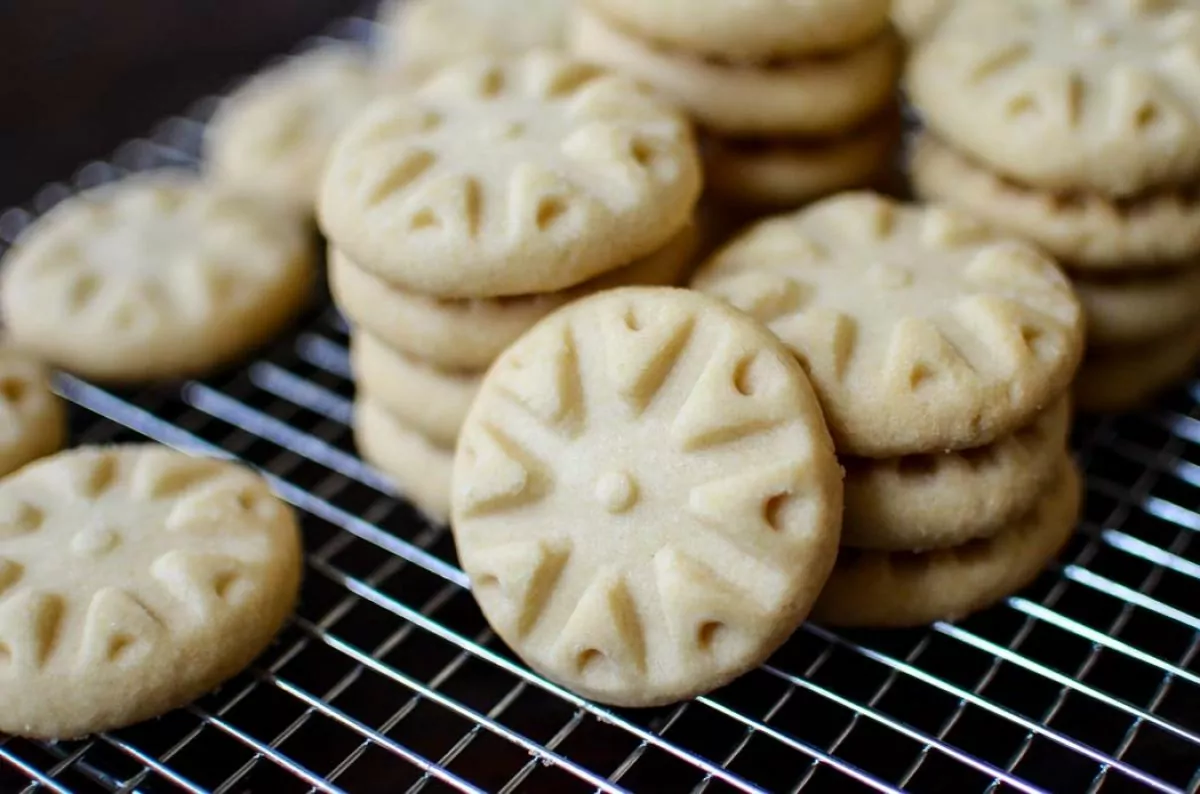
[1,10,1200,794]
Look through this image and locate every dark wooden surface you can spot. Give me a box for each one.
[0,1,363,207]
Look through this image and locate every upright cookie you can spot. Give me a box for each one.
[452,287,843,707]
[0,347,66,477]
[328,223,697,370]
[0,445,303,739]
[319,51,701,298]
[570,6,902,138]
[583,0,890,60]
[693,193,1084,457]
[815,455,1081,628]
[0,172,314,382]
[354,399,453,523]
[205,46,377,211]
[909,0,1200,196]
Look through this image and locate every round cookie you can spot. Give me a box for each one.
[319,50,701,298]
[908,0,1200,197]
[205,46,377,211]
[354,399,453,523]
[1075,266,1200,349]
[0,445,302,739]
[703,116,900,209]
[693,192,1085,458]
[0,172,314,383]
[329,223,697,370]
[0,347,66,478]
[581,0,891,60]
[1075,320,1200,414]
[892,0,955,41]
[911,133,1200,270]
[569,5,902,138]
[452,287,843,707]
[378,0,569,77]
[814,455,1081,628]
[843,396,1071,552]
[351,331,481,449]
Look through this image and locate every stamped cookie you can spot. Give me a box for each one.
[319,50,701,298]
[379,0,569,76]
[452,287,843,707]
[329,223,696,370]
[0,172,314,383]
[693,193,1085,457]
[892,0,955,40]
[843,397,1071,551]
[351,331,480,449]
[815,455,1080,627]
[0,445,302,739]
[569,6,902,138]
[354,399,453,523]
[908,0,1200,196]
[582,0,890,60]
[1075,321,1200,414]
[911,134,1200,270]
[205,46,377,211]
[704,116,900,208]
[1075,267,1200,349]
[0,347,66,478]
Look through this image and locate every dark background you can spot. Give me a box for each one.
[0,1,365,207]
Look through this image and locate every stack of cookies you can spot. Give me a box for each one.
[317,51,703,522]
[568,0,903,211]
[907,0,1200,413]
[694,193,1087,627]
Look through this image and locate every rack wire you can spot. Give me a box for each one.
[2,8,1200,794]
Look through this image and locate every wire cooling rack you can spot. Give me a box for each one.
[3,8,1200,794]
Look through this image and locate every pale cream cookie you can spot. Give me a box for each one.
[693,192,1085,458]
[843,396,1071,552]
[0,172,314,383]
[319,50,701,298]
[1075,266,1200,349]
[703,115,901,209]
[328,222,697,371]
[0,347,66,478]
[205,46,378,212]
[814,455,1080,628]
[569,5,902,138]
[354,398,453,523]
[582,0,891,61]
[911,133,1200,270]
[351,331,481,449]
[1075,320,1200,414]
[892,0,956,41]
[908,0,1200,197]
[452,287,843,707]
[0,445,303,739]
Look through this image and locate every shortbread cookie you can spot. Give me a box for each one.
[892,0,955,41]
[319,51,701,298]
[843,396,1071,552]
[1075,266,1200,349]
[205,46,377,211]
[452,287,843,707]
[911,134,1200,270]
[1075,321,1200,414]
[570,6,902,138]
[583,0,890,60]
[329,223,697,370]
[0,347,66,478]
[908,0,1200,197]
[0,172,314,383]
[354,399,453,523]
[351,332,480,448]
[693,193,1085,457]
[0,445,302,739]
[378,0,569,77]
[704,116,900,208]
[815,455,1080,628]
